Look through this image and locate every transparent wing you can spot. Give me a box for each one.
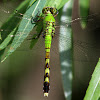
[0,3,100,63]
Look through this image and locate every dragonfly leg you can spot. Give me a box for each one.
[27,28,43,40]
[31,10,45,24]
[31,16,45,24]
[42,31,46,38]
[33,30,43,39]
[54,10,59,17]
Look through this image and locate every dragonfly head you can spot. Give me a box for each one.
[42,7,57,16]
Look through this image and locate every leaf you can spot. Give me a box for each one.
[30,21,43,49]
[46,0,70,10]
[84,58,100,100]
[0,0,30,60]
[28,0,37,8]
[0,0,30,43]
[79,0,90,29]
[1,0,46,62]
[59,0,74,100]
[0,27,18,50]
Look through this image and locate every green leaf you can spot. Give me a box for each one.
[0,0,30,61]
[0,0,30,43]
[79,0,90,29]
[46,0,70,10]
[59,0,74,100]
[30,21,43,49]
[0,27,18,50]
[84,58,100,100]
[1,0,46,62]
[28,0,37,8]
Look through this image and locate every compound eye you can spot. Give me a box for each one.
[50,8,57,15]
[42,8,47,14]
[50,8,53,14]
[42,7,51,14]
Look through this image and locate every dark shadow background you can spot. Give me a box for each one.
[72,0,100,100]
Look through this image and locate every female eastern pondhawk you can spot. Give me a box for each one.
[0,3,100,97]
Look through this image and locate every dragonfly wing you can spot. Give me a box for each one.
[0,3,100,62]
[14,35,45,52]
[51,22,100,62]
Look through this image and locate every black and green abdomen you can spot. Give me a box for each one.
[42,7,57,97]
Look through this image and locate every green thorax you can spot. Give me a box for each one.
[43,13,55,23]
[42,7,57,35]
[43,13,55,31]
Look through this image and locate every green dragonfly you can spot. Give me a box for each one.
[0,3,100,97]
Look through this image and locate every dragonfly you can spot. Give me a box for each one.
[39,7,57,97]
[0,3,100,97]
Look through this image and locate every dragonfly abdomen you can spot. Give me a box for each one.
[43,35,52,97]
[43,24,55,97]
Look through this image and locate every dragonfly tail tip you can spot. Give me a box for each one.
[44,93,49,97]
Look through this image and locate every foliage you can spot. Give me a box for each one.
[79,0,90,29]
[59,0,73,100]
[84,58,100,100]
